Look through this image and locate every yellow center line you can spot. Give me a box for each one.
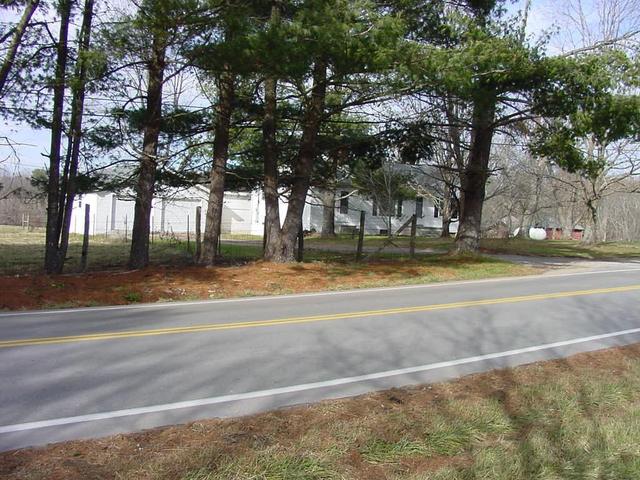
[1,284,639,349]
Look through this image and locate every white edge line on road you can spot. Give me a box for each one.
[2,326,640,434]
[2,266,640,318]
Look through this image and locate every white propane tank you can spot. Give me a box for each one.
[529,228,547,241]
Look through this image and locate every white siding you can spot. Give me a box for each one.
[221,193,253,234]
[250,189,301,235]
[110,195,136,233]
[161,198,202,234]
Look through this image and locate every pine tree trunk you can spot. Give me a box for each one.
[262,73,284,260]
[454,95,496,254]
[262,1,286,261]
[129,34,166,270]
[58,0,95,265]
[0,0,39,96]
[44,0,72,275]
[201,68,235,265]
[273,59,327,262]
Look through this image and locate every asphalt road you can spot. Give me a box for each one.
[1,262,640,452]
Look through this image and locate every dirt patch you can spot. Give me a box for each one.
[0,258,535,311]
[2,344,640,480]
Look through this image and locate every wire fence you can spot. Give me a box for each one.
[5,202,448,273]
[303,203,448,262]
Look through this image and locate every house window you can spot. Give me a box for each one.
[396,199,403,217]
[339,191,349,214]
[415,197,424,218]
[434,204,440,218]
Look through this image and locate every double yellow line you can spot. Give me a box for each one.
[1,284,639,349]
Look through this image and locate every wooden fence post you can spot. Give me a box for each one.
[262,221,267,253]
[195,206,202,262]
[80,204,90,272]
[409,214,417,259]
[297,224,304,262]
[356,210,366,261]
[187,214,190,252]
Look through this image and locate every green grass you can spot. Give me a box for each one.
[321,255,534,287]
[220,233,264,241]
[361,438,429,464]
[219,242,263,260]
[306,234,454,252]
[122,291,142,303]
[207,454,338,480]
[359,397,514,465]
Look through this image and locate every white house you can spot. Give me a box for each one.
[70,187,457,237]
[304,190,457,236]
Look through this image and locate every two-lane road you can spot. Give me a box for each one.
[1,263,640,451]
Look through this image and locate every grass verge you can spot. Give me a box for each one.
[480,237,640,259]
[2,344,640,479]
[307,235,640,259]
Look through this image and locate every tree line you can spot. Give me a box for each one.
[1,0,639,273]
